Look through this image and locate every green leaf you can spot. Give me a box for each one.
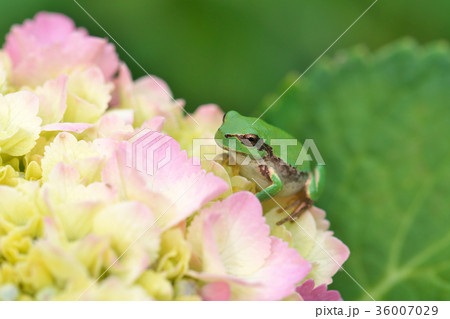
[259,39,450,300]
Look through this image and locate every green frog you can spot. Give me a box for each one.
[215,110,325,224]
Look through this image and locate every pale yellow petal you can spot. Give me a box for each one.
[63,67,113,123]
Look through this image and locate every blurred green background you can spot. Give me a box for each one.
[1,0,449,301]
[1,0,449,113]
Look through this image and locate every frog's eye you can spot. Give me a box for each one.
[242,134,261,147]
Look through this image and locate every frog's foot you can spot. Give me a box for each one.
[278,198,302,213]
[276,198,313,226]
[214,152,241,175]
[214,152,229,166]
[231,163,240,176]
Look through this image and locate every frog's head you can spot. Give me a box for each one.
[215,110,267,158]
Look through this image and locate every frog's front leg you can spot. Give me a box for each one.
[306,164,326,202]
[255,165,283,202]
[214,152,240,176]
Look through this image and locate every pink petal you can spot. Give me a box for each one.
[134,74,173,103]
[12,12,76,47]
[102,135,228,230]
[124,130,228,228]
[191,104,224,131]
[96,111,134,139]
[94,42,119,81]
[41,122,94,133]
[4,12,119,86]
[201,282,231,301]
[5,12,76,65]
[152,152,229,229]
[244,237,311,300]
[199,192,272,276]
[125,129,184,179]
[192,104,223,121]
[188,192,311,301]
[111,63,133,106]
[112,109,134,125]
[101,141,149,198]
[140,116,166,132]
[296,279,343,301]
[306,208,350,285]
[113,63,174,107]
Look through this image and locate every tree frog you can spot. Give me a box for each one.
[215,110,325,224]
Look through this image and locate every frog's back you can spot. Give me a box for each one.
[253,117,311,173]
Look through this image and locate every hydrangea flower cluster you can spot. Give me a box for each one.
[0,12,349,301]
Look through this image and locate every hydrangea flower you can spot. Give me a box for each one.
[0,91,41,156]
[114,63,183,129]
[187,192,311,300]
[34,75,68,126]
[265,206,350,285]
[0,12,349,301]
[40,132,107,183]
[4,12,118,87]
[103,134,228,229]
